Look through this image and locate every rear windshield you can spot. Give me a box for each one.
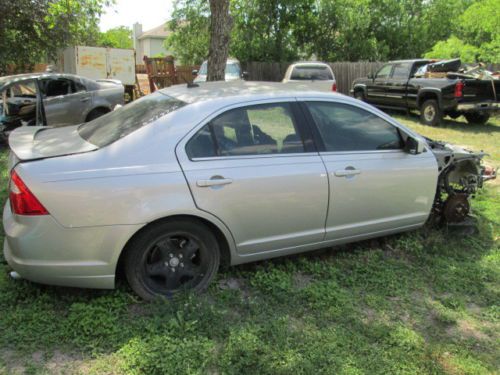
[78,92,186,147]
[290,65,333,80]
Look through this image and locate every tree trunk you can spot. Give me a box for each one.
[207,0,233,81]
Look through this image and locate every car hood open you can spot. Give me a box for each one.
[8,125,98,161]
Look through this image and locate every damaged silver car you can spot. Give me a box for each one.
[0,72,124,141]
[3,82,496,300]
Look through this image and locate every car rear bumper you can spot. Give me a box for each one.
[456,101,499,113]
[3,202,143,289]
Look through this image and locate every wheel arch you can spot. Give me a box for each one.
[352,84,366,96]
[417,90,442,109]
[115,214,233,282]
[85,106,111,122]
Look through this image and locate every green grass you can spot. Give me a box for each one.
[0,115,499,374]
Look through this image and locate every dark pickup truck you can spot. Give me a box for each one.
[351,59,499,126]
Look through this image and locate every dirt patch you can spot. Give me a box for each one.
[446,319,490,342]
[292,272,313,290]
[218,277,252,299]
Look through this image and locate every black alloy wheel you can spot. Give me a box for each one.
[124,220,220,300]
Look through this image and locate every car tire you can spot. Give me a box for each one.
[85,108,109,122]
[464,112,490,125]
[354,90,365,102]
[420,99,442,126]
[124,219,220,301]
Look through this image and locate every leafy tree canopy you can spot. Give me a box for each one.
[165,0,495,64]
[97,26,133,49]
[0,0,111,74]
[425,0,499,62]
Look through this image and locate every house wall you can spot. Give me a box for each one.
[149,38,172,57]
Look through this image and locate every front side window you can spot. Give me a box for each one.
[186,103,305,158]
[79,92,186,147]
[375,64,393,79]
[306,102,403,152]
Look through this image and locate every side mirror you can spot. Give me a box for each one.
[192,69,198,77]
[241,71,249,80]
[367,72,374,79]
[405,136,426,155]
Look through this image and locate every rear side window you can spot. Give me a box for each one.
[186,103,305,158]
[79,92,185,147]
[306,102,403,152]
[290,65,333,80]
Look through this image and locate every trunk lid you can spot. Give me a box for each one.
[8,125,97,161]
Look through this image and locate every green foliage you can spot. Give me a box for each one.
[425,0,500,62]
[425,36,481,62]
[117,335,214,375]
[165,0,478,63]
[164,0,210,65]
[97,26,133,49]
[0,0,111,74]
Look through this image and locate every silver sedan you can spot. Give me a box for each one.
[3,82,490,300]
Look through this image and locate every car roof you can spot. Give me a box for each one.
[161,81,344,104]
[388,59,432,64]
[290,61,330,66]
[200,59,240,64]
[0,73,86,91]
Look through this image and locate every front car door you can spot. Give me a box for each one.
[0,79,45,136]
[384,62,411,107]
[301,98,438,240]
[176,100,329,256]
[366,64,393,105]
[40,76,92,126]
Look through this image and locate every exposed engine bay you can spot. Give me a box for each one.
[427,138,496,223]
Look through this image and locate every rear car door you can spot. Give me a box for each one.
[176,100,329,255]
[301,99,438,240]
[366,64,393,105]
[41,76,92,126]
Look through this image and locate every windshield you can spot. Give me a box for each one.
[197,61,240,76]
[290,65,333,80]
[78,92,186,147]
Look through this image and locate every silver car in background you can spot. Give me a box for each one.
[193,59,245,82]
[0,72,124,140]
[3,82,490,300]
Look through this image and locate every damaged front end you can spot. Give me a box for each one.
[427,139,496,224]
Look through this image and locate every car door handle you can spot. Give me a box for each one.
[80,97,90,102]
[197,177,233,187]
[334,169,361,177]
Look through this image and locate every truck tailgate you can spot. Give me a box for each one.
[461,79,500,102]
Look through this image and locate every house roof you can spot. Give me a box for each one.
[138,24,170,40]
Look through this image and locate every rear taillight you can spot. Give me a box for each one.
[9,171,48,215]
[332,82,337,92]
[454,80,464,98]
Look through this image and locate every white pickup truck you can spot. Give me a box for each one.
[282,62,337,92]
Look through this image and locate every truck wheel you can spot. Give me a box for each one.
[354,90,365,102]
[420,99,442,126]
[464,112,490,125]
